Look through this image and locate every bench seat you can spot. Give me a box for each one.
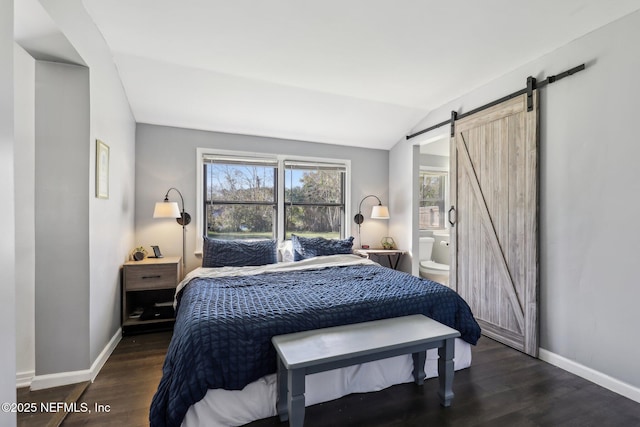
[271,314,461,426]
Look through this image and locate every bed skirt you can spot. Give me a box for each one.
[182,338,471,427]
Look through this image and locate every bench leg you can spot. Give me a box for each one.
[438,337,455,407]
[276,357,288,421]
[412,351,426,385]
[287,368,306,427]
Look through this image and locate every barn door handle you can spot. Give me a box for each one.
[448,206,456,226]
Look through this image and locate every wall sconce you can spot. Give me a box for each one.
[153,187,190,272]
[354,194,390,248]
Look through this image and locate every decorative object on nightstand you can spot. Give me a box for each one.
[381,236,396,250]
[149,245,163,258]
[353,194,390,249]
[153,187,190,273]
[131,246,147,261]
[122,256,182,334]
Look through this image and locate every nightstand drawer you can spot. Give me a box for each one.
[125,264,178,291]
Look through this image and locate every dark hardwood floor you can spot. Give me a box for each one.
[248,338,640,427]
[18,331,640,426]
[63,332,170,427]
[17,382,89,427]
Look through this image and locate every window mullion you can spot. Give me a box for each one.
[277,159,285,243]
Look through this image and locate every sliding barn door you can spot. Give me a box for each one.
[449,92,539,357]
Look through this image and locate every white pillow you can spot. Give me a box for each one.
[278,240,294,263]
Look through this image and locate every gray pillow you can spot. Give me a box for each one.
[291,235,354,261]
[202,237,277,268]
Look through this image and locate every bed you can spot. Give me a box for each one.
[149,237,481,427]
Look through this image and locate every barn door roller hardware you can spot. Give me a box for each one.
[526,76,536,112]
[450,111,457,137]
[406,63,586,140]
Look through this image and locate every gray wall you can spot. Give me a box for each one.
[391,10,640,392]
[34,61,90,375]
[419,153,448,169]
[135,124,389,273]
[389,143,419,273]
[14,45,35,381]
[15,0,138,384]
[1,0,16,424]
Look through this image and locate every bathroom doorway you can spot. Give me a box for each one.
[418,135,449,226]
[417,135,451,281]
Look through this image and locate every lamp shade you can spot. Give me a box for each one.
[371,205,390,219]
[153,201,181,219]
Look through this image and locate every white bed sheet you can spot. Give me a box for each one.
[176,254,379,295]
[181,338,471,427]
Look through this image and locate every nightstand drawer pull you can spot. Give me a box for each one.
[142,275,162,279]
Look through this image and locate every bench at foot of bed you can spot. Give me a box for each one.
[271,314,461,427]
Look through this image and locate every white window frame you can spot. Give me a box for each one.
[418,165,449,231]
[196,148,351,254]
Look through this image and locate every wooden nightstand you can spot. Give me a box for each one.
[354,249,406,270]
[122,256,182,335]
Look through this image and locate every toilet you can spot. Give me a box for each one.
[419,234,450,286]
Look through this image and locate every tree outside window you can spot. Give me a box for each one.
[205,160,277,239]
[284,162,345,239]
[203,155,347,240]
[419,170,447,229]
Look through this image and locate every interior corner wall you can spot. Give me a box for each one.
[391,10,640,391]
[388,143,419,274]
[135,124,389,272]
[34,61,90,375]
[1,0,16,424]
[86,53,137,367]
[33,0,137,377]
[14,44,36,381]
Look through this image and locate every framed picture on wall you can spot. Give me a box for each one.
[96,139,110,199]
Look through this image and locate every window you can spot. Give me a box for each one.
[419,169,447,229]
[203,155,278,239]
[284,161,346,239]
[197,149,350,247]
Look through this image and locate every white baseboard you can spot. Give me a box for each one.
[29,368,91,391]
[16,370,35,389]
[89,328,122,382]
[29,328,122,391]
[539,348,640,403]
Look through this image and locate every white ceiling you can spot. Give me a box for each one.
[16,0,640,150]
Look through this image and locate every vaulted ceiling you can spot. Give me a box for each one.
[14,0,640,149]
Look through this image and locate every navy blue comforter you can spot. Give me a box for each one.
[150,262,481,427]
